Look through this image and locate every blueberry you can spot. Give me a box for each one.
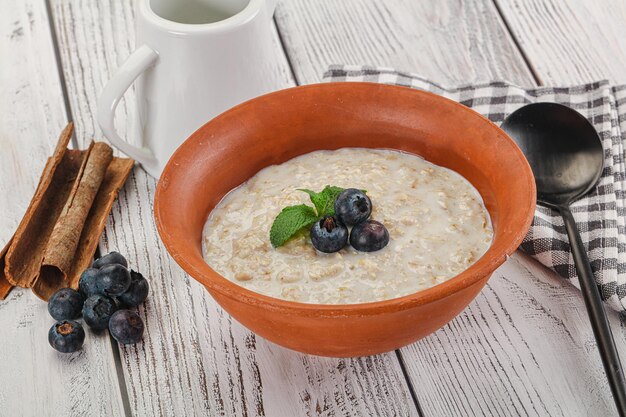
[96,264,131,296]
[118,270,149,307]
[78,268,99,298]
[111,296,125,310]
[334,189,372,226]
[92,251,128,269]
[109,310,144,345]
[47,288,84,321]
[350,220,390,252]
[82,295,118,330]
[48,320,85,353]
[310,216,348,253]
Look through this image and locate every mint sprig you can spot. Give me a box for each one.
[270,185,358,248]
[270,204,318,248]
[297,185,345,217]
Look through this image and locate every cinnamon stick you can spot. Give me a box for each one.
[36,157,134,296]
[1,123,134,301]
[34,142,113,298]
[66,158,134,289]
[5,124,77,288]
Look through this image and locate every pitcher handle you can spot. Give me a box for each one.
[97,45,160,176]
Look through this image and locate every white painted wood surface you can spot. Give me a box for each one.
[275,0,533,86]
[402,253,626,417]
[0,1,124,416]
[2,0,626,416]
[494,0,626,84]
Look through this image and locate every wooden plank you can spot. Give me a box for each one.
[274,1,626,416]
[0,1,125,416]
[494,0,626,84]
[274,0,533,85]
[49,0,420,415]
[401,253,626,417]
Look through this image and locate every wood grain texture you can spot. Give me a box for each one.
[402,253,626,417]
[0,1,124,416]
[495,0,626,84]
[275,1,626,416]
[49,0,419,415]
[274,0,533,86]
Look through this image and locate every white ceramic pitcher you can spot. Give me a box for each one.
[98,0,279,178]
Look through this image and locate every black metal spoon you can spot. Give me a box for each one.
[502,102,626,416]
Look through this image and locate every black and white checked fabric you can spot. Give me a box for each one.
[323,65,626,312]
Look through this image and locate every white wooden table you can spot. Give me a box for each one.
[2,1,626,416]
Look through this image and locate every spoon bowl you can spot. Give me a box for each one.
[501,102,603,207]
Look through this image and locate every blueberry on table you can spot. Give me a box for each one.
[334,189,372,226]
[118,270,150,307]
[78,268,100,298]
[109,310,145,345]
[47,288,84,321]
[310,216,348,253]
[82,295,118,330]
[350,220,390,252]
[96,264,131,296]
[92,251,128,269]
[48,320,85,353]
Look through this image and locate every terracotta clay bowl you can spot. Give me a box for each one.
[154,82,536,357]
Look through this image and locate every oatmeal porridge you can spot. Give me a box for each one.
[202,148,493,304]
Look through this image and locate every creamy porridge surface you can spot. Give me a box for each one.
[202,148,493,304]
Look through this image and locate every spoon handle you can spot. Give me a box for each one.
[560,205,626,416]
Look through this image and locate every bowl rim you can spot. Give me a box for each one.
[154,82,536,317]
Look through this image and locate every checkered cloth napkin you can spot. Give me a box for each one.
[323,65,626,312]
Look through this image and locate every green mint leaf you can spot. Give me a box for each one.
[296,188,319,211]
[270,204,319,247]
[319,186,345,216]
[298,185,345,217]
